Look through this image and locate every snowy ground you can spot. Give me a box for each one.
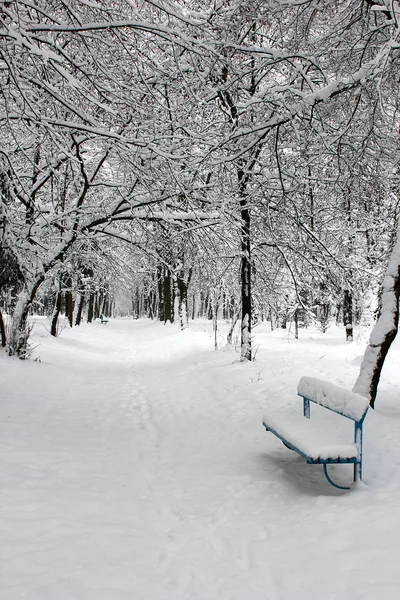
[1,317,400,600]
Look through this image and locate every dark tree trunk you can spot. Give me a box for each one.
[222,292,228,320]
[0,307,6,347]
[239,181,252,361]
[336,303,342,326]
[75,292,85,325]
[199,291,206,318]
[101,295,107,316]
[147,293,154,319]
[294,309,299,340]
[87,292,95,323]
[143,293,149,318]
[163,268,172,323]
[65,276,74,328]
[94,292,101,320]
[157,264,164,321]
[229,297,236,319]
[135,288,141,318]
[51,284,62,337]
[343,289,353,341]
[191,293,196,320]
[207,294,213,320]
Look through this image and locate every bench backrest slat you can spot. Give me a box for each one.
[297,376,369,422]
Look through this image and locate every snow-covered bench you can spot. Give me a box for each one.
[100,315,108,325]
[262,376,370,490]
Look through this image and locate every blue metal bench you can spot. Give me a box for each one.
[262,376,370,490]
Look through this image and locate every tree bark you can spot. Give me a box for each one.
[157,264,164,321]
[343,288,353,341]
[94,292,101,320]
[8,277,44,357]
[87,291,95,323]
[239,173,252,361]
[75,292,85,325]
[50,282,62,337]
[0,307,6,347]
[176,266,192,330]
[227,313,238,344]
[353,227,400,407]
[64,276,74,328]
[163,268,172,323]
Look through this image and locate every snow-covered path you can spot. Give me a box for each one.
[1,319,400,599]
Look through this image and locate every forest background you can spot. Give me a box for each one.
[1,0,400,406]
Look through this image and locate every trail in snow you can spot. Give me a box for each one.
[1,318,400,599]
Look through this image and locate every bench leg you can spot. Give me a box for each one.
[323,464,350,491]
[354,461,361,482]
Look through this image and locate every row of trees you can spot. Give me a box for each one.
[1,0,400,404]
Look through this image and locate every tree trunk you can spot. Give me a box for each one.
[65,276,74,328]
[94,292,101,319]
[0,307,6,347]
[101,294,108,317]
[163,268,172,323]
[191,293,196,320]
[353,227,400,407]
[75,292,85,325]
[227,313,238,345]
[87,291,95,323]
[8,278,44,357]
[239,179,252,361]
[50,282,62,337]
[147,291,154,319]
[343,288,353,341]
[269,309,274,331]
[176,266,192,330]
[157,264,164,321]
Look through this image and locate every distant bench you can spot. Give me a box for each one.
[262,377,370,490]
[100,315,108,325]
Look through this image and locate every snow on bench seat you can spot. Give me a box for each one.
[297,376,369,422]
[262,406,359,462]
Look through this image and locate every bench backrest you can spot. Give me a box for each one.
[297,376,369,422]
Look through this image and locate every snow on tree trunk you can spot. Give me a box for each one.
[8,273,46,357]
[353,228,400,407]
[241,313,251,361]
[8,290,32,357]
[176,266,191,331]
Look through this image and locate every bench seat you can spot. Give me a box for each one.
[263,407,359,463]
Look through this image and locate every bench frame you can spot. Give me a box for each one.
[263,387,368,491]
